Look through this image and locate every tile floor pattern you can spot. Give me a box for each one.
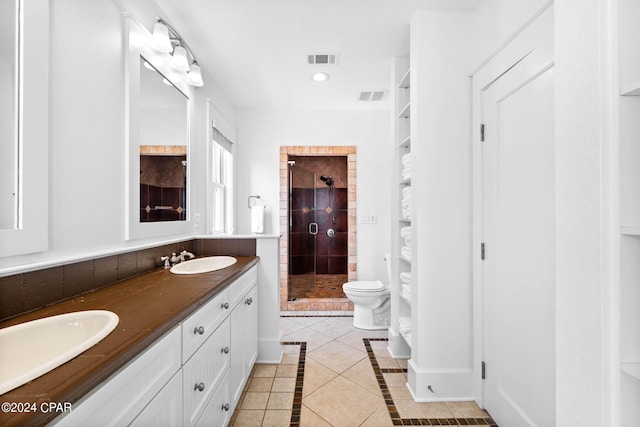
[230,316,496,426]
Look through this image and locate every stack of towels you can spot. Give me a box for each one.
[400,245,411,262]
[401,186,411,220]
[400,271,411,297]
[399,316,412,346]
[401,152,412,180]
[400,226,411,246]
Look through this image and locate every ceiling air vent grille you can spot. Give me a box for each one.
[307,53,339,65]
[358,91,386,101]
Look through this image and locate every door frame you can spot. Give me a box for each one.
[471,1,555,406]
[278,146,357,311]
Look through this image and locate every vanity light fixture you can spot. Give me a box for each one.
[148,17,204,87]
[186,62,204,87]
[312,72,330,82]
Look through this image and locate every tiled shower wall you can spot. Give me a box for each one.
[289,156,348,275]
[279,146,357,311]
[0,238,256,322]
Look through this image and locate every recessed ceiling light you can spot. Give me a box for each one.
[312,72,330,82]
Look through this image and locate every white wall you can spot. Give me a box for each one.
[0,0,236,272]
[235,108,392,281]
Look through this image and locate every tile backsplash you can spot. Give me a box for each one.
[0,238,256,322]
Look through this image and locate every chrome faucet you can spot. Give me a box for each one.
[178,250,195,262]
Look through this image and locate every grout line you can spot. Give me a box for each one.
[363,338,499,427]
[282,341,306,427]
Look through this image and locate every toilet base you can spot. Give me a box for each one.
[351,302,390,331]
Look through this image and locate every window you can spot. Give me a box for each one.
[211,127,233,234]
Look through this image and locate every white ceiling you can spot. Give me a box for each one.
[156,0,478,110]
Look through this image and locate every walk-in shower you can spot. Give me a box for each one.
[288,156,348,300]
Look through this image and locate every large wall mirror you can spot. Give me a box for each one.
[139,56,188,222]
[0,0,18,230]
[125,14,192,240]
[0,0,49,257]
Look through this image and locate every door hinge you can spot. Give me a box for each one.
[481,242,485,260]
[482,361,486,379]
[480,123,485,142]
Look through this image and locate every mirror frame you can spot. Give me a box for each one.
[0,0,49,257]
[124,13,193,240]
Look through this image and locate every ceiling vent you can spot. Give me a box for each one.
[359,91,386,101]
[307,53,339,65]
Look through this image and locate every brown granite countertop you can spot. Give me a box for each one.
[0,256,259,427]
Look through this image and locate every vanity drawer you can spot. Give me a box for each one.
[229,265,258,309]
[183,318,230,427]
[182,287,231,363]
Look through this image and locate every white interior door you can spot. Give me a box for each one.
[481,18,555,426]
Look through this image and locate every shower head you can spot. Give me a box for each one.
[320,175,334,186]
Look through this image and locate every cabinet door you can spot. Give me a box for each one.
[229,300,245,412]
[183,318,230,427]
[229,284,258,413]
[195,371,231,427]
[246,286,258,368]
[130,370,182,427]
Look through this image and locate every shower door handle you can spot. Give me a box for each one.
[308,222,318,235]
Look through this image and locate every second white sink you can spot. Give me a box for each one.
[170,256,237,274]
[0,310,119,395]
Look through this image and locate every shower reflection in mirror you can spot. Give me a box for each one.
[138,56,188,222]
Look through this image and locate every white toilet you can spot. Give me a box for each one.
[342,254,391,330]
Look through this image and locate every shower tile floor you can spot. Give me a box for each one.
[289,274,348,299]
[230,316,496,426]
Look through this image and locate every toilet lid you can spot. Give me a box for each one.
[343,280,385,291]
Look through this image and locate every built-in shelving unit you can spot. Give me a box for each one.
[617,0,640,424]
[389,57,413,358]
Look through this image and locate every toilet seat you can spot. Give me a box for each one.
[343,280,386,292]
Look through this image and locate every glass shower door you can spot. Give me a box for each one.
[288,163,317,300]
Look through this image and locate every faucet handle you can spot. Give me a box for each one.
[160,256,171,269]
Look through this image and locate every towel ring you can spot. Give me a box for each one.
[248,195,261,208]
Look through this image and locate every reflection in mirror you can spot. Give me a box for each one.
[138,56,188,222]
[0,0,18,229]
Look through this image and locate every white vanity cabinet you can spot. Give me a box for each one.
[49,264,259,427]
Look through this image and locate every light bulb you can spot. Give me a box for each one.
[169,45,190,72]
[186,63,204,87]
[149,22,172,53]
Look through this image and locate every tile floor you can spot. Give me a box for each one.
[230,315,496,426]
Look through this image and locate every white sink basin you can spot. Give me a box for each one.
[170,256,237,274]
[0,310,119,395]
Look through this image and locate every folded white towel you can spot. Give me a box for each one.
[402,186,412,197]
[251,204,265,233]
[399,316,412,334]
[401,245,411,261]
[402,168,411,180]
[403,235,412,246]
[401,198,410,208]
[401,284,411,297]
[400,272,412,283]
[400,226,411,238]
[404,332,412,346]
[402,208,411,221]
[401,152,412,167]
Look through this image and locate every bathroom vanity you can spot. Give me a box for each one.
[0,256,260,427]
